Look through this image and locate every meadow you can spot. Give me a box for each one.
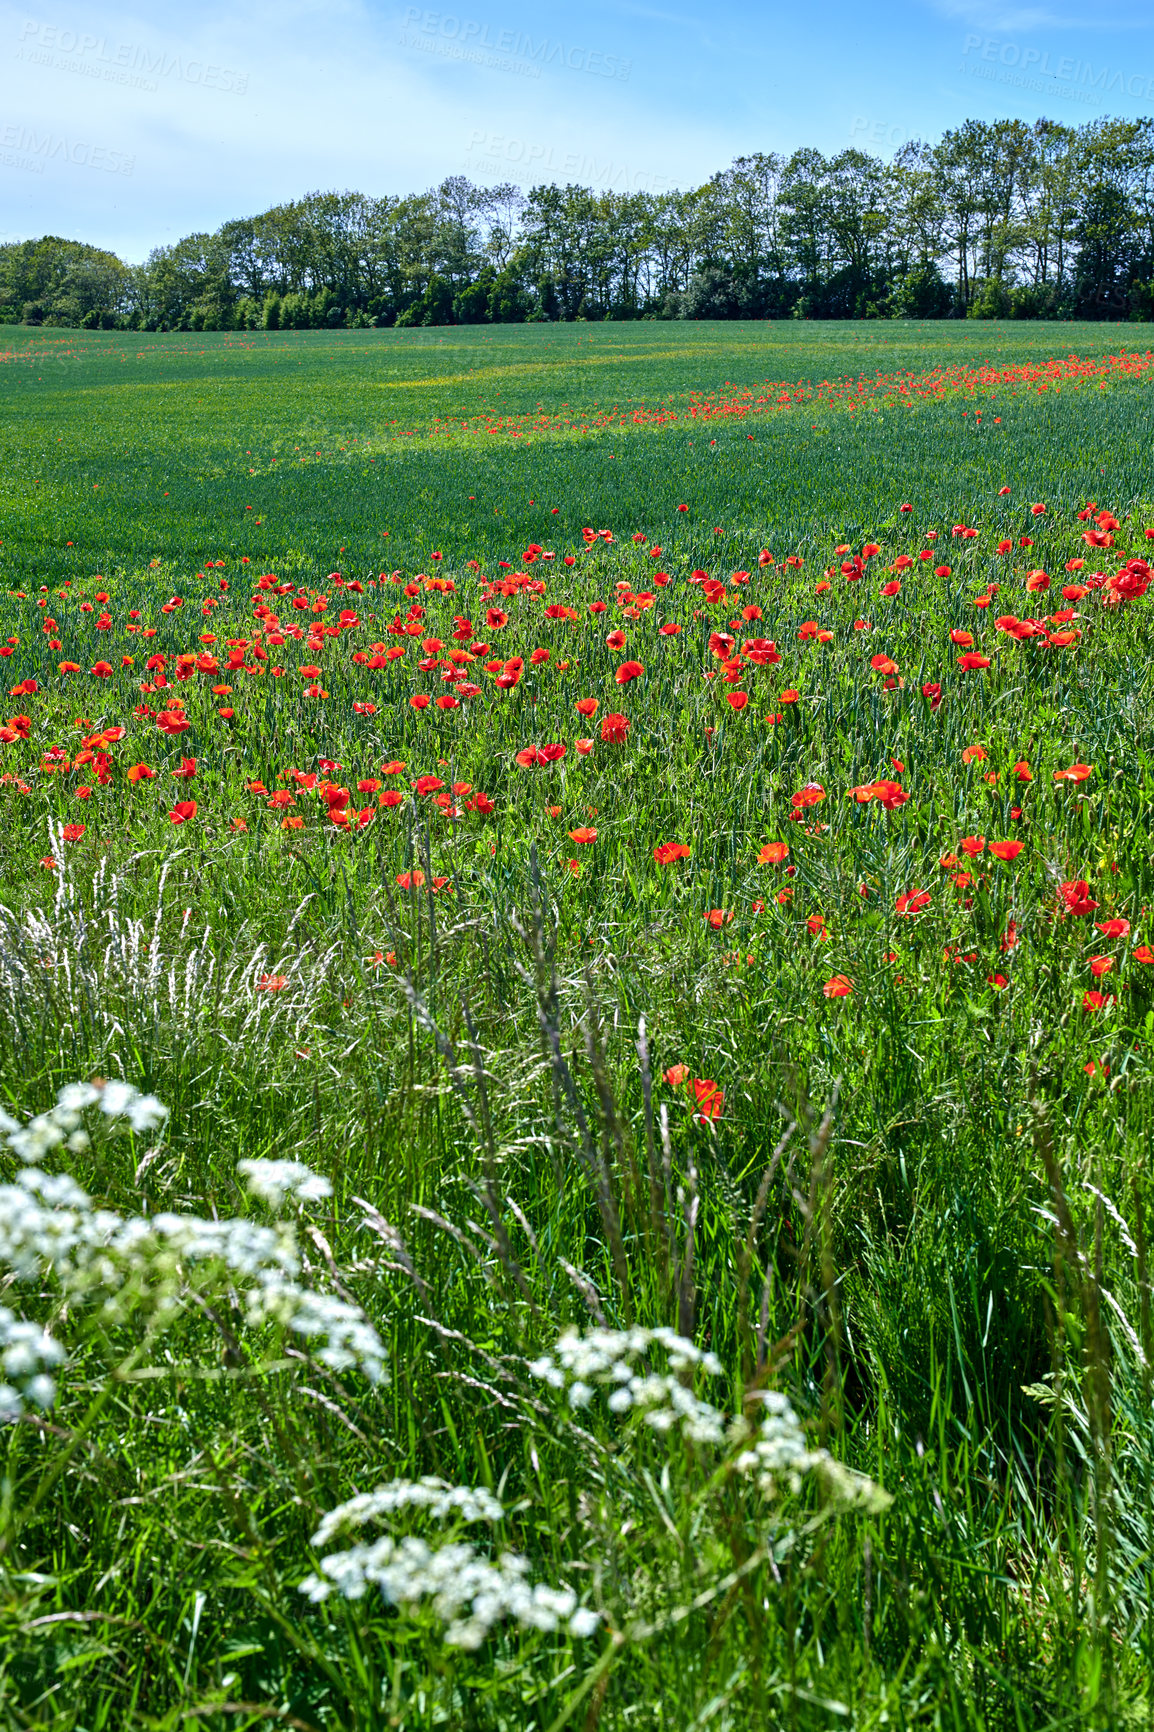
[1,318,1154,1729]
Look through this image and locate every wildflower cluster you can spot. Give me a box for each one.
[301,1476,599,1650]
[0,1080,389,1407]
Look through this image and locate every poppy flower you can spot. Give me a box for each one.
[126,763,156,782]
[691,1079,723,1119]
[758,842,789,864]
[168,800,197,824]
[379,791,403,808]
[410,694,430,710]
[960,835,985,857]
[790,783,825,810]
[575,698,598,717]
[267,791,296,809]
[664,1063,689,1085]
[822,975,852,998]
[61,823,85,841]
[605,629,626,651]
[256,974,288,992]
[957,652,991,670]
[989,840,1023,862]
[281,814,304,830]
[654,842,691,864]
[1060,880,1098,915]
[896,888,931,915]
[726,691,749,710]
[569,827,597,844]
[1054,764,1092,782]
[601,713,629,744]
[703,910,734,928]
[950,629,973,646]
[615,660,644,684]
[1134,945,1154,964]
[171,757,197,779]
[1030,503,1047,516]
[1095,918,1130,938]
[1083,991,1112,1012]
[396,870,427,889]
[1089,956,1115,978]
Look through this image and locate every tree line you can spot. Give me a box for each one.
[5,115,1154,331]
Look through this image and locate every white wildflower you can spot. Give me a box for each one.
[312,1478,504,1547]
[0,1083,390,1390]
[238,1159,333,1209]
[531,1326,727,1441]
[0,1306,66,1423]
[300,1530,596,1648]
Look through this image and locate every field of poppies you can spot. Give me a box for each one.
[2,319,1154,1729]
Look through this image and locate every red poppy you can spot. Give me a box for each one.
[691,1079,724,1118]
[397,870,427,889]
[61,823,85,841]
[790,783,825,810]
[601,713,629,743]
[1095,918,1130,938]
[654,842,691,864]
[822,975,852,998]
[1089,956,1115,978]
[615,660,644,684]
[988,840,1023,862]
[1060,880,1098,915]
[575,698,598,716]
[726,692,749,710]
[758,842,789,864]
[988,973,1009,989]
[896,888,931,915]
[703,910,734,928]
[959,836,985,857]
[569,825,597,844]
[1054,764,1092,782]
[169,800,197,824]
[171,757,196,779]
[256,974,288,992]
[664,1062,689,1085]
[957,652,992,670]
[126,763,156,782]
[1134,945,1154,964]
[1083,991,1112,1012]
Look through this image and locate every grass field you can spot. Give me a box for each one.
[2,319,1154,1729]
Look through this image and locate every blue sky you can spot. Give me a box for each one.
[3,0,1154,260]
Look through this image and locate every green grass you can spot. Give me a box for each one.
[1,320,1154,1729]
